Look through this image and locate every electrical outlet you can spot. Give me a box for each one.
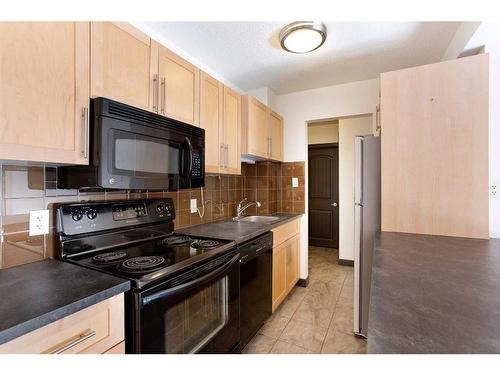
[29,210,49,236]
[492,184,498,196]
[292,177,299,188]
[190,199,198,213]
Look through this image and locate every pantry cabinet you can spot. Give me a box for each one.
[381,54,489,239]
[91,22,154,111]
[199,72,241,174]
[271,218,301,311]
[241,95,284,162]
[157,44,200,126]
[0,22,90,164]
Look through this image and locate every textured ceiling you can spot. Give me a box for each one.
[143,22,462,94]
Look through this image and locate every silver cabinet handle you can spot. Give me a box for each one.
[331,202,338,207]
[161,77,166,115]
[152,74,159,112]
[220,144,224,168]
[267,137,270,156]
[225,144,229,168]
[270,137,273,156]
[81,107,89,159]
[50,330,96,354]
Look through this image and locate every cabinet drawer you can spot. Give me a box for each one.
[0,294,124,354]
[272,219,300,247]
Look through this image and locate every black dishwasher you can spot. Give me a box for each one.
[235,232,273,352]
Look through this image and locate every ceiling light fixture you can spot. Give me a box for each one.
[279,21,327,54]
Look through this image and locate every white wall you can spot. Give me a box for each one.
[275,78,380,278]
[308,121,339,144]
[338,116,373,261]
[463,23,500,238]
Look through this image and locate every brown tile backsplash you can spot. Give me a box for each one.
[0,161,305,270]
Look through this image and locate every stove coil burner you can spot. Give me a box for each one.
[92,251,128,264]
[118,256,167,273]
[162,235,193,246]
[191,239,221,249]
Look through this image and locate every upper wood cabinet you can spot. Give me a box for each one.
[381,54,489,239]
[156,43,200,126]
[200,72,223,173]
[0,22,90,164]
[222,86,241,174]
[91,22,154,110]
[199,72,241,175]
[269,110,284,161]
[241,95,284,161]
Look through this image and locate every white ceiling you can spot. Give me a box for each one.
[144,22,462,95]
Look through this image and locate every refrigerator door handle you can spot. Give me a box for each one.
[354,137,364,205]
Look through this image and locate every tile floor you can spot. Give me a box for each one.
[242,246,367,354]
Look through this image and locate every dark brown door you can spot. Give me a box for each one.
[308,144,339,248]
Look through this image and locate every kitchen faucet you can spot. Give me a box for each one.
[234,198,261,220]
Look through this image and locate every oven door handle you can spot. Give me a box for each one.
[142,253,240,305]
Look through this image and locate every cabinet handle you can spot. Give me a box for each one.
[270,137,273,156]
[81,107,89,159]
[50,330,96,354]
[220,144,224,168]
[152,74,159,112]
[161,77,166,115]
[225,144,229,168]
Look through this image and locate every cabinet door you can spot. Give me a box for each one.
[244,96,269,158]
[269,109,284,161]
[199,72,222,174]
[0,22,90,164]
[272,243,287,312]
[158,46,200,126]
[285,235,300,293]
[91,22,153,110]
[222,86,241,175]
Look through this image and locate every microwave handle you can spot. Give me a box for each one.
[179,137,193,178]
[142,253,240,305]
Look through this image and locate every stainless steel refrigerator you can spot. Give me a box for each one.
[353,135,381,338]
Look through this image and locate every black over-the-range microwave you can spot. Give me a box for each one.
[58,98,205,191]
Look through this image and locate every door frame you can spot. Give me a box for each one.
[307,142,339,248]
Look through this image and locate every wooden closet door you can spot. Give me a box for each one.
[91,22,153,110]
[381,54,489,239]
[222,86,241,175]
[199,72,222,174]
[158,46,199,126]
[0,22,90,164]
[269,110,283,161]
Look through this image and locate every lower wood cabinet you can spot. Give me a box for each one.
[271,219,301,312]
[0,294,124,354]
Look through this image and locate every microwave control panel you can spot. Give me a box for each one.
[192,152,202,178]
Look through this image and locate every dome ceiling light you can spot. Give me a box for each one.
[279,21,327,54]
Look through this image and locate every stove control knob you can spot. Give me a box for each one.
[157,203,164,212]
[71,210,83,221]
[86,209,97,220]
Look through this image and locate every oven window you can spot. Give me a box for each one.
[114,135,179,175]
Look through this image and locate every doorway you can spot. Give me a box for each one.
[308,143,339,248]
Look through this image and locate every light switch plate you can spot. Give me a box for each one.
[29,210,50,236]
[190,199,198,213]
[292,177,299,188]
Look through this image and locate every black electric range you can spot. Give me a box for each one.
[55,198,240,353]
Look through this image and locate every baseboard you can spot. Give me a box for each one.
[338,259,354,267]
[297,276,309,288]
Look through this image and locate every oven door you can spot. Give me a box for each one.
[137,252,240,354]
[97,114,204,190]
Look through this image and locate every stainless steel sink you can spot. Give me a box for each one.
[236,216,280,223]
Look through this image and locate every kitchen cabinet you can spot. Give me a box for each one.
[380,54,489,239]
[241,95,284,161]
[222,86,241,174]
[0,22,90,164]
[157,43,200,126]
[91,22,154,111]
[271,218,301,311]
[269,109,284,161]
[0,294,124,354]
[199,72,241,174]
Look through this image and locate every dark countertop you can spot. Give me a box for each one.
[176,213,302,244]
[0,259,130,345]
[368,231,500,354]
